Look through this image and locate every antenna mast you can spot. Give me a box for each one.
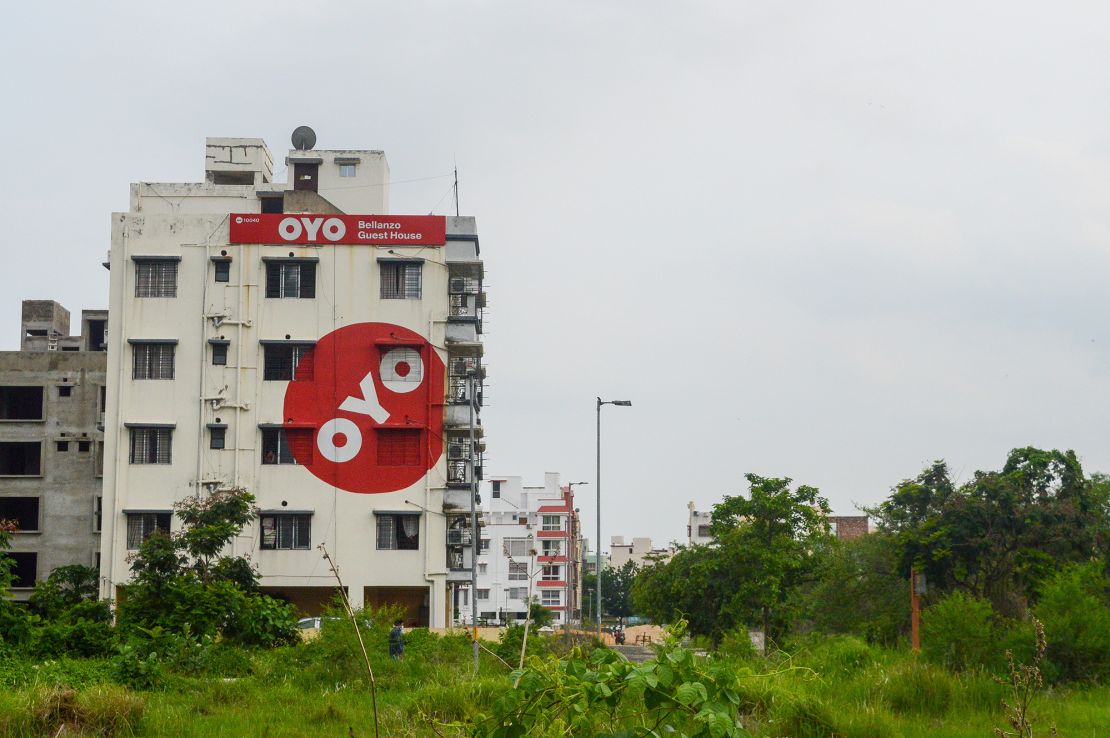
[453,164,460,216]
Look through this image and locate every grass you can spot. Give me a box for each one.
[3,630,1110,736]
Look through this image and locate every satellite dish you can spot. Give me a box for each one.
[291,126,317,151]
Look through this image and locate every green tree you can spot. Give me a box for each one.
[0,518,33,647]
[634,473,831,645]
[601,560,638,626]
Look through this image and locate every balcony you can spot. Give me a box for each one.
[447,528,474,546]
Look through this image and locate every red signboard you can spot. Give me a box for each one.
[229,214,446,245]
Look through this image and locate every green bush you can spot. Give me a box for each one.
[921,590,995,672]
[1035,562,1110,683]
[717,625,757,660]
[793,634,878,678]
[879,659,955,716]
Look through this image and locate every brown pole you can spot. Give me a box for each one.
[910,568,921,652]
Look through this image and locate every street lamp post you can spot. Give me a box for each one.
[596,397,631,644]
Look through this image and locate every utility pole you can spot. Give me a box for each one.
[911,568,923,652]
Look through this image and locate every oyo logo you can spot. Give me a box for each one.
[283,323,445,494]
[278,216,347,242]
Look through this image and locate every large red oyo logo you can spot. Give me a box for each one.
[283,323,444,493]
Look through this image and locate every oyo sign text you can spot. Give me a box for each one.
[229,213,446,245]
[283,323,445,494]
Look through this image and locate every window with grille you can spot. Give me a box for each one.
[380,262,422,299]
[541,590,561,606]
[376,513,420,550]
[135,260,178,298]
[477,588,489,600]
[542,565,561,581]
[132,343,175,379]
[376,429,421,466]
[541,515,562,532]
[504,538,529,558]
[129,428,172,464]
[263,343,315,381]
[126,512,171,549]
[261,428,312,465]
[260,513,311,550]
[508,562,528,581]
[265,261,316,298]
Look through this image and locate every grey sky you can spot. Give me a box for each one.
[3,2,1109,549]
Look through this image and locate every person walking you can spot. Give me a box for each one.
[388,619,405,660]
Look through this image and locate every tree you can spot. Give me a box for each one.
[601,560,638,626]
[634,473,831,645]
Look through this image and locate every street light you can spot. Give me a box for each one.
[596,397,631,644]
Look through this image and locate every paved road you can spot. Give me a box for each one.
[612,644,656,662]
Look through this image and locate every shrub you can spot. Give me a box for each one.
[922,590,995,672]
[717,625,757,660]
[879,659,955,716]
[1034,562,1110,683]
[794,635,878,678]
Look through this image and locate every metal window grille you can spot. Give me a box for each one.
[449,357,479,376]
[380,262,422,299]
[376,513,420,550]
[263,344,315,380]
[125,512,170,549]
[260,514,311,550]
[129,428,172,464]
[449,294,475,318]
[380,347,423,387]
[508,562,528,581]
[135,261,178,298]
[376,429,421,466]
[261,428,312,465]
[265,262,316,298]
[132,343,175,379]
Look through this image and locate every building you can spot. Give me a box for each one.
[687,501,713,546]
[99,133,486,626]
[462,473,582,626]
[830,515,870,540]
[0,300,107,600]
[609,536,674,569]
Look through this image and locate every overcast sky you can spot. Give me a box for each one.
[3,1,1109,550]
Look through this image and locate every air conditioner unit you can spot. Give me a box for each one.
[448,444,467,460]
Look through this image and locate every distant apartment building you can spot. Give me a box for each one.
[830,515,870,540]
[609,536,673,569]
[99,133,486,626]
[687,501,713,546]
[462,473,581,626]
[0,301,107,599]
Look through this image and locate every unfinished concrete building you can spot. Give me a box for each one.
[0,301,107,600]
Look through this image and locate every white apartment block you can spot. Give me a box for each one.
[687,501,714,546]
[609,536,674,569]
[458,473,582,626]
[99,133,486,626]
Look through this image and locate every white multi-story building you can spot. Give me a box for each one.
[687,501,714,546]
[609,536,674,569]
[99,133,486,627]
[460,473,581,626]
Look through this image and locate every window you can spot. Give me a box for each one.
[376,429,421,466]
[56,440,69,452]
[129,427,172,464]
[478,563,488,574]
[95,442,104,478]
[263,343,314,381]
[0,497,39,531]
[211,342,228,366]
[479,538,490,553]
[213,260,231,283]
[261,195,284,214]
[541,590,561,606]
[126,512,171,549]
[505,587,527,600]
[99,386,107,414]
[491,480,501,498]
[376,513,420,550]
[132,343,175,380]
[508,562,528,581]
[339,163,356,177]
[265,261,316,298]
[0,386,43,420]
[477,588,490,600]
[260,513,311,550]
[0,442,41,475]
[697,525,711,538]
[261,428,312,465]
[380,262,422,299]
[541,540,562,557]
[9,552,36,588]
[94,496,102,532]
[541,515,562,532]
[209,426,227,450]
[542,565,561,581]
[135,259,178,298]
[504,538,529,558]
[57,385,72,398]
[78,440,90,453]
